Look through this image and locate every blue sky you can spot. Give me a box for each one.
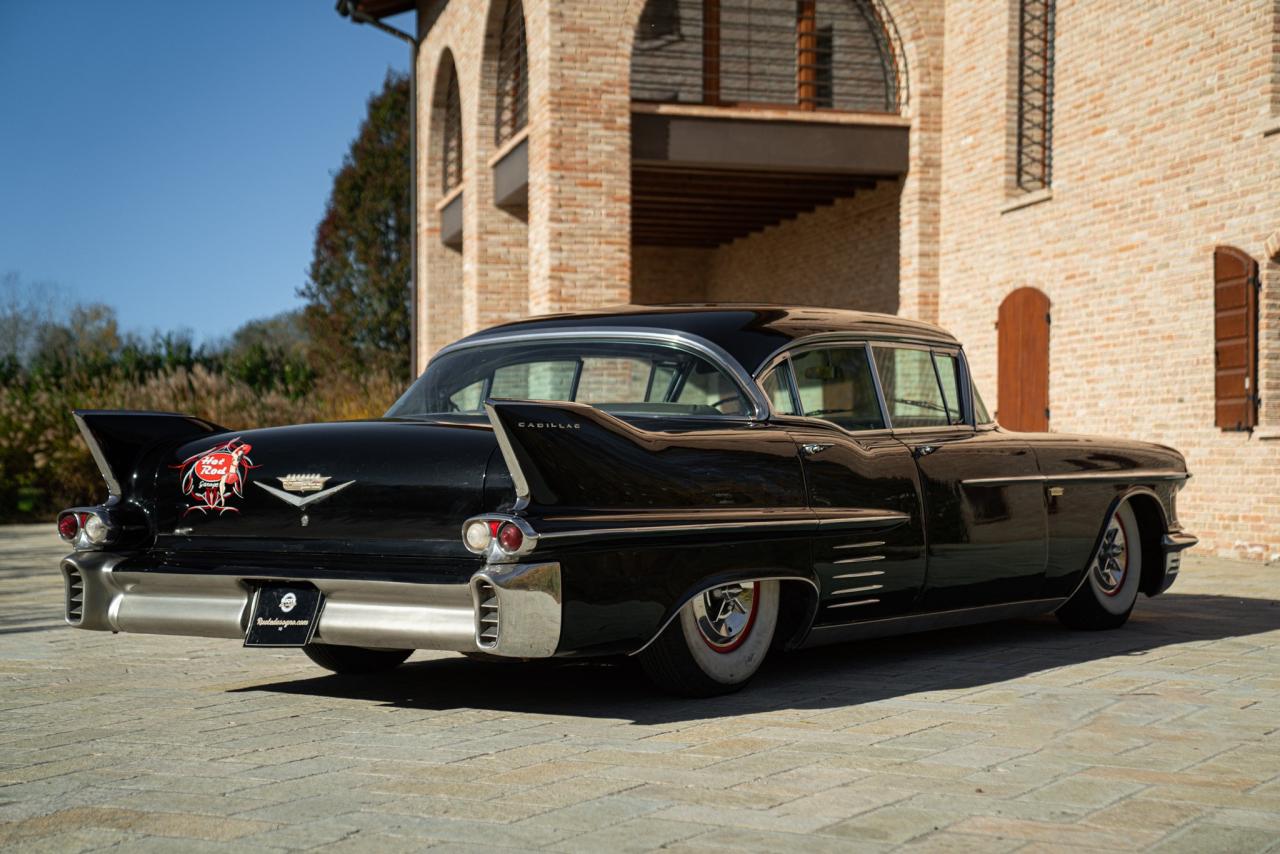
[0,1,411,343]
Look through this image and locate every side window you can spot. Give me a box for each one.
[972,380,993,424]
[491,361,577,401]
[872,346,950,429]
[674,359,748,414]
[759,364,798,415]
[576,357,652,404]
[790,347,886,430]
[932,352,965,425]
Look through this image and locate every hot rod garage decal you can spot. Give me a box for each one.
[173,439,257,516]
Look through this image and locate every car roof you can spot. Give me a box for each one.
[457,304,960,374]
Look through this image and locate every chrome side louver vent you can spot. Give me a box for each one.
[64,567,84,624]
[474,578,499,649]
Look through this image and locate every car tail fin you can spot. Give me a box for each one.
[483,399,803,512]
[73,410,228,497]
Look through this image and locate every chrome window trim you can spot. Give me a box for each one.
[751,330,962,376]
[424,327,770,420]
[754,339,893,434]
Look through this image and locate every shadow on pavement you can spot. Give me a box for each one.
[233,592,1280,724]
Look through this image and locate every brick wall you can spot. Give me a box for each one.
[704,180,902,314]
[939,0,1280,561]
[411,0,1279,560]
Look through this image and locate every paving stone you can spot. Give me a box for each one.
[1,526,1277,852]
[1148,820,1280,854]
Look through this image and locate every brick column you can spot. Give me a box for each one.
[525,0,633,316]
[893,0,944,325]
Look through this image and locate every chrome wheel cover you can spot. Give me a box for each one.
[1092,514,1130,596]
[691,583,758,652]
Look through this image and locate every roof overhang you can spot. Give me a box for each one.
[631,106,910,248]
[345,0,416,18]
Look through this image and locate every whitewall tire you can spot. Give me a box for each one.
[1057,502,1143,630]
[638,580,779,696]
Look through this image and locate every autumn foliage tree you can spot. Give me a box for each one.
[301,71,411,382]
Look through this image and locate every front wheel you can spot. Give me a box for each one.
[638,580,779,697]
[303,643,413,674]
[1057,502,1143,630]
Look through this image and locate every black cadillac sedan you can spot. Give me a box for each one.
[57,306,1196,696]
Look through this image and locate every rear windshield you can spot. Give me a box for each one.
[387,340,751,418]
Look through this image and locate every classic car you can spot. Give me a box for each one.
[57,306,1197,696]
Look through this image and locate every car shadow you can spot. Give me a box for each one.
[233,592,1280,724]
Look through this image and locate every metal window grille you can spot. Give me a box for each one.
[1016,0,1055,191]
[631,0,906,114]
[495,0,529,146]
[442,65,463,194]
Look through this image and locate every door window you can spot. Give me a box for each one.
[871,346,951,429]
[789,347,885,430]
[759,364,799,415]
[932,352,965,425]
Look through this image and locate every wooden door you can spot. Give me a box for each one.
[1214,247,1259,430]
[997,287,1051,432]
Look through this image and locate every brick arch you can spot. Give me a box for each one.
[479,0,529,154]
[422,47,467,363]
[618,0,928,112]
[457,0,531,335]
[1266,229,1279,263]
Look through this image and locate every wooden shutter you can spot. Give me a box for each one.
[997,287,1051,432]
[1214,246,1259,430]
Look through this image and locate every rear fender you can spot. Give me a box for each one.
[484,399,806,512]
[74,410,228,498]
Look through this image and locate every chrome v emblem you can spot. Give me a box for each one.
[254,480,355,509]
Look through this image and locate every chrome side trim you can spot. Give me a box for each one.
[833,570,884,579]
[816,513,910,529]
[470,562,562,658]
[832,585,882,595]
[828,598,880,609]
[484,403,532,508]
[72,412,122,497]
[833,541,885,550]
[962,470,1191,487]
[437,328,771,420]
[833,554,885,565]
[539,512,908,544]
[804,597,1066,646]
[629,574,820,656]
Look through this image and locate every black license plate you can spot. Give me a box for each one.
[245,585,323,647]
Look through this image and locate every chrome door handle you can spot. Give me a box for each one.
[801,443,832,456]
[913,445,938,458]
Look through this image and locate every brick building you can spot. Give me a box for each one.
[348,0,1279,561]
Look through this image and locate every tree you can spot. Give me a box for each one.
[301,71,411,382]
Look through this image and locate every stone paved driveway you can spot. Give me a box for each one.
[1,524,1278,853]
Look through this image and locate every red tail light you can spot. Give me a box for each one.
[497,522,524,553]
[57,514,80,542]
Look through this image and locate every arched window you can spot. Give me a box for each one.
[441,63,463,195]
[495,0,528,146]
[632,0,904,113]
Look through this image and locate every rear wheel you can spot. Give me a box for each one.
[638,580,778,697]
[303,643,412,674]
[1057,502,1142,630]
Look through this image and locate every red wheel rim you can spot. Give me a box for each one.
[694,582,760,654]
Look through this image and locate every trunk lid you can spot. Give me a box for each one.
[150,419,499,556]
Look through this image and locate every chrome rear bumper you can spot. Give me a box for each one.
[61,552,562,657]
